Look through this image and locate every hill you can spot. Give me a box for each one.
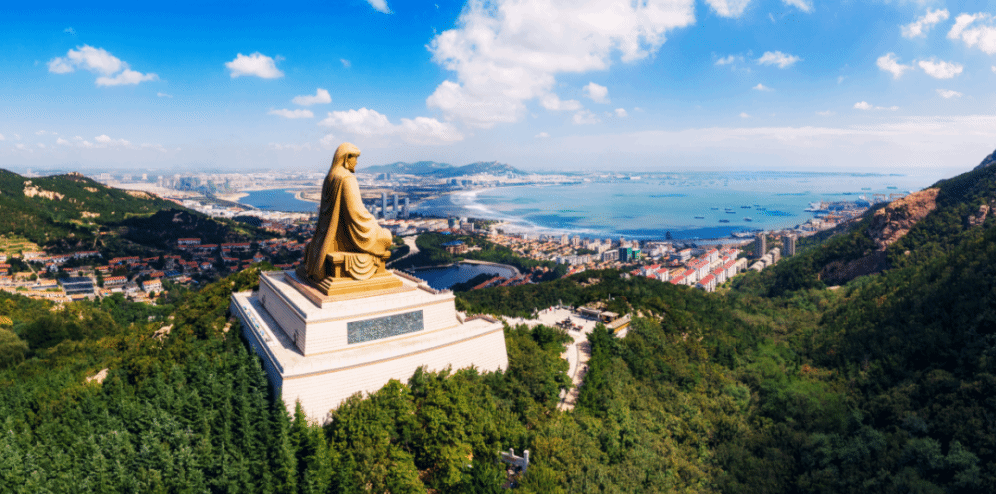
[363,160,453,175]
[0,169,269,255]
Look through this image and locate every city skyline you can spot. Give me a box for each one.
[2,0,995,176]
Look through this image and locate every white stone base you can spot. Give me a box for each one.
[231,270,508,423]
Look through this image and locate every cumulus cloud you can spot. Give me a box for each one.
[95,134,131,147]
[36,143,45,149]
[583,82,609,103]
[752,83,773,91]
[936,89,962,99]
[225,52,284,79]
[0,133,4,140]
[705,0,751,18]
[54,134,165,151]
[816,110,835,116]
[366,0,391,14]
[948,13,996,55]
[572,109,600,125]
[535,132,550,138]
[269,108,314,119]
[292,88,332,106]
[918,58,963,79]
[426,0,695,128]
[877,53,915,79]
[96,69,158,86]
[540,94,582,111]
[781,0,812,13]
[340,59,351,68]
[157,92,172,98]
[757,51,801,68]
[614,108,628,117]
[715,55,740,66]
[47,45,157,86]
[739,112,750,118]
[902,9,949,39]
[854,101,898,111]
[318,108,463,145]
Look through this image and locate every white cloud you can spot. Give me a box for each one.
[340,59,351,68]
[292,88,332,106]
[56,137,69,145]
[854,101,898,111]
[583,82,609,104]
[705,0,751,18]
[0,133,4,141]
[268,142,313,151]
[948,13,996,55]
[715,55,744,66]
[816,110,835,116]
[918,58,963,79]
[47,45,157,86]
[757,51,801,68]
[876,53,915,79]
[49,45,122,75]
[739,112,750,118]
[157,92,172,98]
[225,52,284,79]
[936,89,962,99]
[36,143,45,149]
[14,144,31,152]
[837,76,845,84]
[572,109,600,125]
[35,130,48,135]
[993,65,996,73]
[426,0,695,128]
[614,108,628,117]
[781,0,812,13]
[140,143,167,152]
[269,108,314,119]
[540,94,582,111]
[901,9,949,39]
[96,68,159,86]
[366,0,392,14]
[752,83,773,91]
[535,132,550,138]
[320,134,338,148]
[318,108,463,144]
[95,134,131,147]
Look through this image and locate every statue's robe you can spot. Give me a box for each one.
[304,165,392,281]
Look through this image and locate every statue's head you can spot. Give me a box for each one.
[332,142,361,172]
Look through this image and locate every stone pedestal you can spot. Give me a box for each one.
[231,270,508,423]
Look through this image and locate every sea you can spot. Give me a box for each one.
[414,171,939,241]
[241,188,316,213]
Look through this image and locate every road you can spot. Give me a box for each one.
[387,235,419,267]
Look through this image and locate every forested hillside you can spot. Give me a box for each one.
[2,152,996,492]
[0,169,271,254]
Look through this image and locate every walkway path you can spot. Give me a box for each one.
[387,235,419,267]
[503,307,599,411]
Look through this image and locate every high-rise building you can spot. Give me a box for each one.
[783,234,796,256]
[403,197,410,218]
[393,193,399,213]
[381,192,388,219]
[756,233,767,257]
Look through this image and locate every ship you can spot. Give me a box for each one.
[726,210,736,214]
[719,219,730,223]
[694,216,705,219]
[743,217,753,222]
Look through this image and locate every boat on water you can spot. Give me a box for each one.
[887,186,898,189]
[694,216,705,219]
[719,219,730,223]
[741,205,752,209]
[744,217,753,222]
[726,210,737,214]
[861,187,871,190]
[710,207,719,210]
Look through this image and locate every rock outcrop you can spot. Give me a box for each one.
[968,204,990,227]
[866,188,940,251]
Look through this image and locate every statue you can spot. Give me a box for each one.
[297,142,400,296]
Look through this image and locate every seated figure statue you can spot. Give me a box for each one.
[298,142,399,295]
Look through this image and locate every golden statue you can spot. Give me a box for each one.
[296,142,401,296]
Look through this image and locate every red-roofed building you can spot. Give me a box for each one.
[142,279,162,293]
[696,274,717,292]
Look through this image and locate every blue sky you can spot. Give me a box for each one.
[1,0,995,176]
